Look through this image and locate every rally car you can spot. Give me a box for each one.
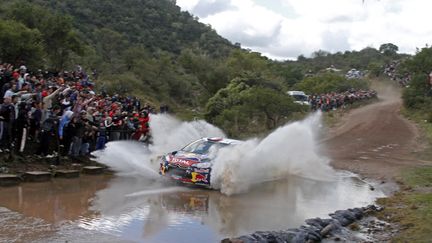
[159,137,241,188]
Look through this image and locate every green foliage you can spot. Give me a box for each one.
[0,20,44,68]
[294,73,369,94]
[0,0,239,109]
[273,64,304,87]
[377,166,432,243]
[5,2,84,69]
[403,166,432,188]
[205,76,303,137]
[403,46,432,75]
[379,43,399,56]
[401,47,432,111]
[0,0,396,137]
[295,46,399,74]
[367,61,384,77]
[402,74,432,109]
[226,50,269,80]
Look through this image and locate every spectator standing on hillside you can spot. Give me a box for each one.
[58,110,74,156]
[15,102,29,153]
[0,96,16,153]
[37,106,60,156]
[29,101,43,141]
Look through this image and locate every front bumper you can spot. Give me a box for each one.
[160,163,211,187]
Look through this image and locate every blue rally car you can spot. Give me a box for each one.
[159,137,241,187]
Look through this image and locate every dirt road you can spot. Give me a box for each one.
[324,82,427,180]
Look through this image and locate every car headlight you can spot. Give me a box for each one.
[192,162,212,169]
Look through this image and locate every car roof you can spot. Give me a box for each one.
[203,137,242,145]
[287,91,306,96]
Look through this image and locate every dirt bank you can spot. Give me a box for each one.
[323,81,428,181]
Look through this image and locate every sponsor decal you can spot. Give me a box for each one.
[193,168,210,173]
[160,164,166,175]
[191,172,208,183]
[171,157,196,167]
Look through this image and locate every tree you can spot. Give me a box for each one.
[205,75,303,137]
[294,73,368,94]
[94,28,126,67]
[379,43,399,56]
[0,20,44,68]
[7,2,84,70]
[403,46,432,75]
[241,87,299,129]
[226,49,269,80]
[402,74,432,109]
[311,50,330,58]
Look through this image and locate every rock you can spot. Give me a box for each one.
[82,166,104,175]
[306,230,322,241]
[55,170,80,178]
[0,174,21,186]
[305,218,323,228]
[330,210,357,226]
[320,223,335,236]
[22,171,51,182]
[291,230,308,243]
[225,205,382,243]
[348,208,364,219]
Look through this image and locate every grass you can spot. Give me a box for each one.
[376,166,432,242]
[376,108,432,242]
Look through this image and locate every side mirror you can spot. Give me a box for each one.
[171,151,178,155]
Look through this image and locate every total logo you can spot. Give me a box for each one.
[171,158,194,167]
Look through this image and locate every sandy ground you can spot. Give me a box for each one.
[323,81,429,181]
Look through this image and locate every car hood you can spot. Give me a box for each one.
[166,151,209,168]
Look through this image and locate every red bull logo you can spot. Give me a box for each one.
[191,172,208,183]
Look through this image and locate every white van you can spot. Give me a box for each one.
[287,91,310,105]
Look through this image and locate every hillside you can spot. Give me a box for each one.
[0,0,234,58]
[0,0,411,136]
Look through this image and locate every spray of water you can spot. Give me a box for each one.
[92,114,225,177]
[93,113,335,195]
[210,112,336,195]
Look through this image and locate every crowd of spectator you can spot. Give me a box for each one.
[309,89,378,112]
[0,63,163,159]
[384,61,411,87]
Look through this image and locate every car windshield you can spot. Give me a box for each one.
[292,94,308,101]
[181,140,227,155]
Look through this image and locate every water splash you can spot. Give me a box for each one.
[92,114,225,177]
[92,141,158,178]
[210,112,336,195]
[93,113,335,195]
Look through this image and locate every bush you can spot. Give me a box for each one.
[294,73,369,94]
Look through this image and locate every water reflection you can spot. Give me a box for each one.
[0,175,111,223]
[79,174,384,242]
[0,173,384,243]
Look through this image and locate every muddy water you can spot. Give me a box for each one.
[0,173,383,243]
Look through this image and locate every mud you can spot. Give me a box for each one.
[0,173,382,243]
[324,82,425,180]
